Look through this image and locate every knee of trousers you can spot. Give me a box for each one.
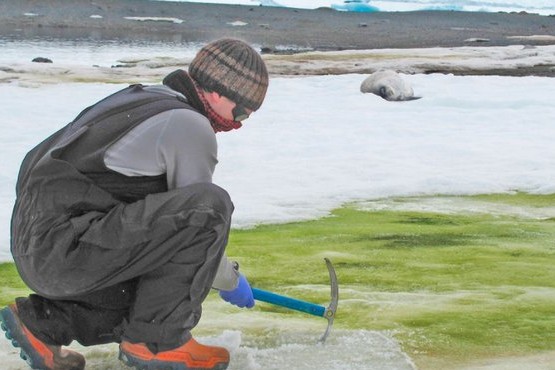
[174,183,234,219]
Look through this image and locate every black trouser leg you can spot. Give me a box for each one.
[122,225,227,351]
[14,183,234,349]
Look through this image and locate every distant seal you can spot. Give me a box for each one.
[360,70,421,101]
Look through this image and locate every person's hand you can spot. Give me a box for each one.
[219,274,255,308]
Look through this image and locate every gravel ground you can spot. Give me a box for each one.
[0,0,554,51]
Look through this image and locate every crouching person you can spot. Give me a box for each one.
[0,38,269,370]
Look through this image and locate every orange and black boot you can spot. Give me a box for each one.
[0,304,85,370]
[119,337,229,370]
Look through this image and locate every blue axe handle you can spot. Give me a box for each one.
[250,259,338,343]
[252,287,326,317]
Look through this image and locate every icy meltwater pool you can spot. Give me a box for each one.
[1,329,416,370]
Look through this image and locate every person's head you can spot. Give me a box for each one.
[189,38,269,122]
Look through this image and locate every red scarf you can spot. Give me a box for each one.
[193,82,243,133]
[162,69,242,133]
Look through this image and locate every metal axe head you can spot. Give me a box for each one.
[319,257,339,343]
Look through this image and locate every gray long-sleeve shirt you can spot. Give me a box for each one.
[103,85,239,291]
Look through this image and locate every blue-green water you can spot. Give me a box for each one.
[156,0,555,16]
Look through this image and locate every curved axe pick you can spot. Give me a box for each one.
[319,257,339,343]
[252,258,339,343]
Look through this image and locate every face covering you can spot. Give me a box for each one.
[163,69,242,133]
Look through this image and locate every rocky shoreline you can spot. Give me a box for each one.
[1,0,555,77]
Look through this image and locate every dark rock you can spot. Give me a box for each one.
[260,46,275,54]
[32,57,53,63]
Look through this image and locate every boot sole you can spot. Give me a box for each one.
[1,306,48,370]
[119,350,229,370]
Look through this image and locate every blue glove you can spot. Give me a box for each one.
[219,274,255,308]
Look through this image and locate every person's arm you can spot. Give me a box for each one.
[156,110,245,292]
[105,108,240,289]
[212,255,240,291]
[157,109,217,189]
[158,112,246,294]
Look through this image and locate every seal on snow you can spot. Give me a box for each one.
[360,70,421,101]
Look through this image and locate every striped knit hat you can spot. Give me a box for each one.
[189,38,269,111]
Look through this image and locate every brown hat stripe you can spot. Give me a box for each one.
[192,69,261,108]
[200,46,268,87]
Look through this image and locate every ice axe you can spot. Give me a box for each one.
[251,258,338,343]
